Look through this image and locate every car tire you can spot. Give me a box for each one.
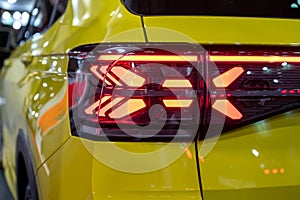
[24,184,33,200]
[16,134,39,200]
[0,118,3,169]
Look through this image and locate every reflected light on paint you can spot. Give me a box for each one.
[264,168,285,175]
[264,169,270,175]
[251,149,260,157]
[272,168,278,174]
[184,148,193,159]
[200,156,205,163]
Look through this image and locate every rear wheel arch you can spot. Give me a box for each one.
[16,130,39,200]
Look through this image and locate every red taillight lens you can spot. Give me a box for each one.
[68,44,300,141]
[68,44,202,141]
[206,46,300,132]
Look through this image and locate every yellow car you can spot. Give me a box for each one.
[1,0,300,199]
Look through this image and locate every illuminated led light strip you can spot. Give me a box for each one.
[212,100,243,120]
[84,100,100,115]
[213,67,244,87]
[162,79,193,88]
[106,73,123,86]
[109,99,146,119]
[111,66,145,87]
[210,55,300,63]
[100,95,111,105]
[98,55,198,62]
[99,97,124,117]
[99,66,122,86]
[163,99,193,108]
[89,65,111,85]
[84,96,111,115]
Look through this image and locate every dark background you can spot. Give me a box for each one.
[0,170,13,200]
[0,117,13,199]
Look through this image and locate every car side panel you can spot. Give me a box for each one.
[143,16,300,45]
[36,138,201,200]
[198,109,300,199]
[1,0,145,197]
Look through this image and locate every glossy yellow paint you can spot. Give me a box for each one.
[143,14,300,200]
[2,0,300,199]
[1,0,201,199]
[144,16,300,45]
[37,138,201,199]
[197,109,300,199]
[1,0,145,198]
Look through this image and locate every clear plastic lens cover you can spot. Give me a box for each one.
[69,44,300,141]
[68,43,204,141]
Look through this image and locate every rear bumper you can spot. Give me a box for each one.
[36,137,201,199]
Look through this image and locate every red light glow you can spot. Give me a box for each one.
[90,65,112,85]
[163,99,193,108]
[99,97,124,117]
[111,66,145,87]
[212,100,243,120]
[109,99,146,119]
[98,55,198,62]
[162,80,192,88]
[289,90,295,94]
[84,100,100,115]
[99,66,122,86]
[210,55,300,63]
[213,67,244,87]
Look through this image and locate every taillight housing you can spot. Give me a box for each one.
[68,44,300,141]
[68,44,203,141]
[206,46,300,133]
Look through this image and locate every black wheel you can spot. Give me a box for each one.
[0,112,3,169]
[24,184,33,200]
[17,153,39,200]
[16,134,39,200]
[0,143,2,169]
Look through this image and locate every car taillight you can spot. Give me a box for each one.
[68,44,300,141]
[206,46,300,134]
[68,44,202,141]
